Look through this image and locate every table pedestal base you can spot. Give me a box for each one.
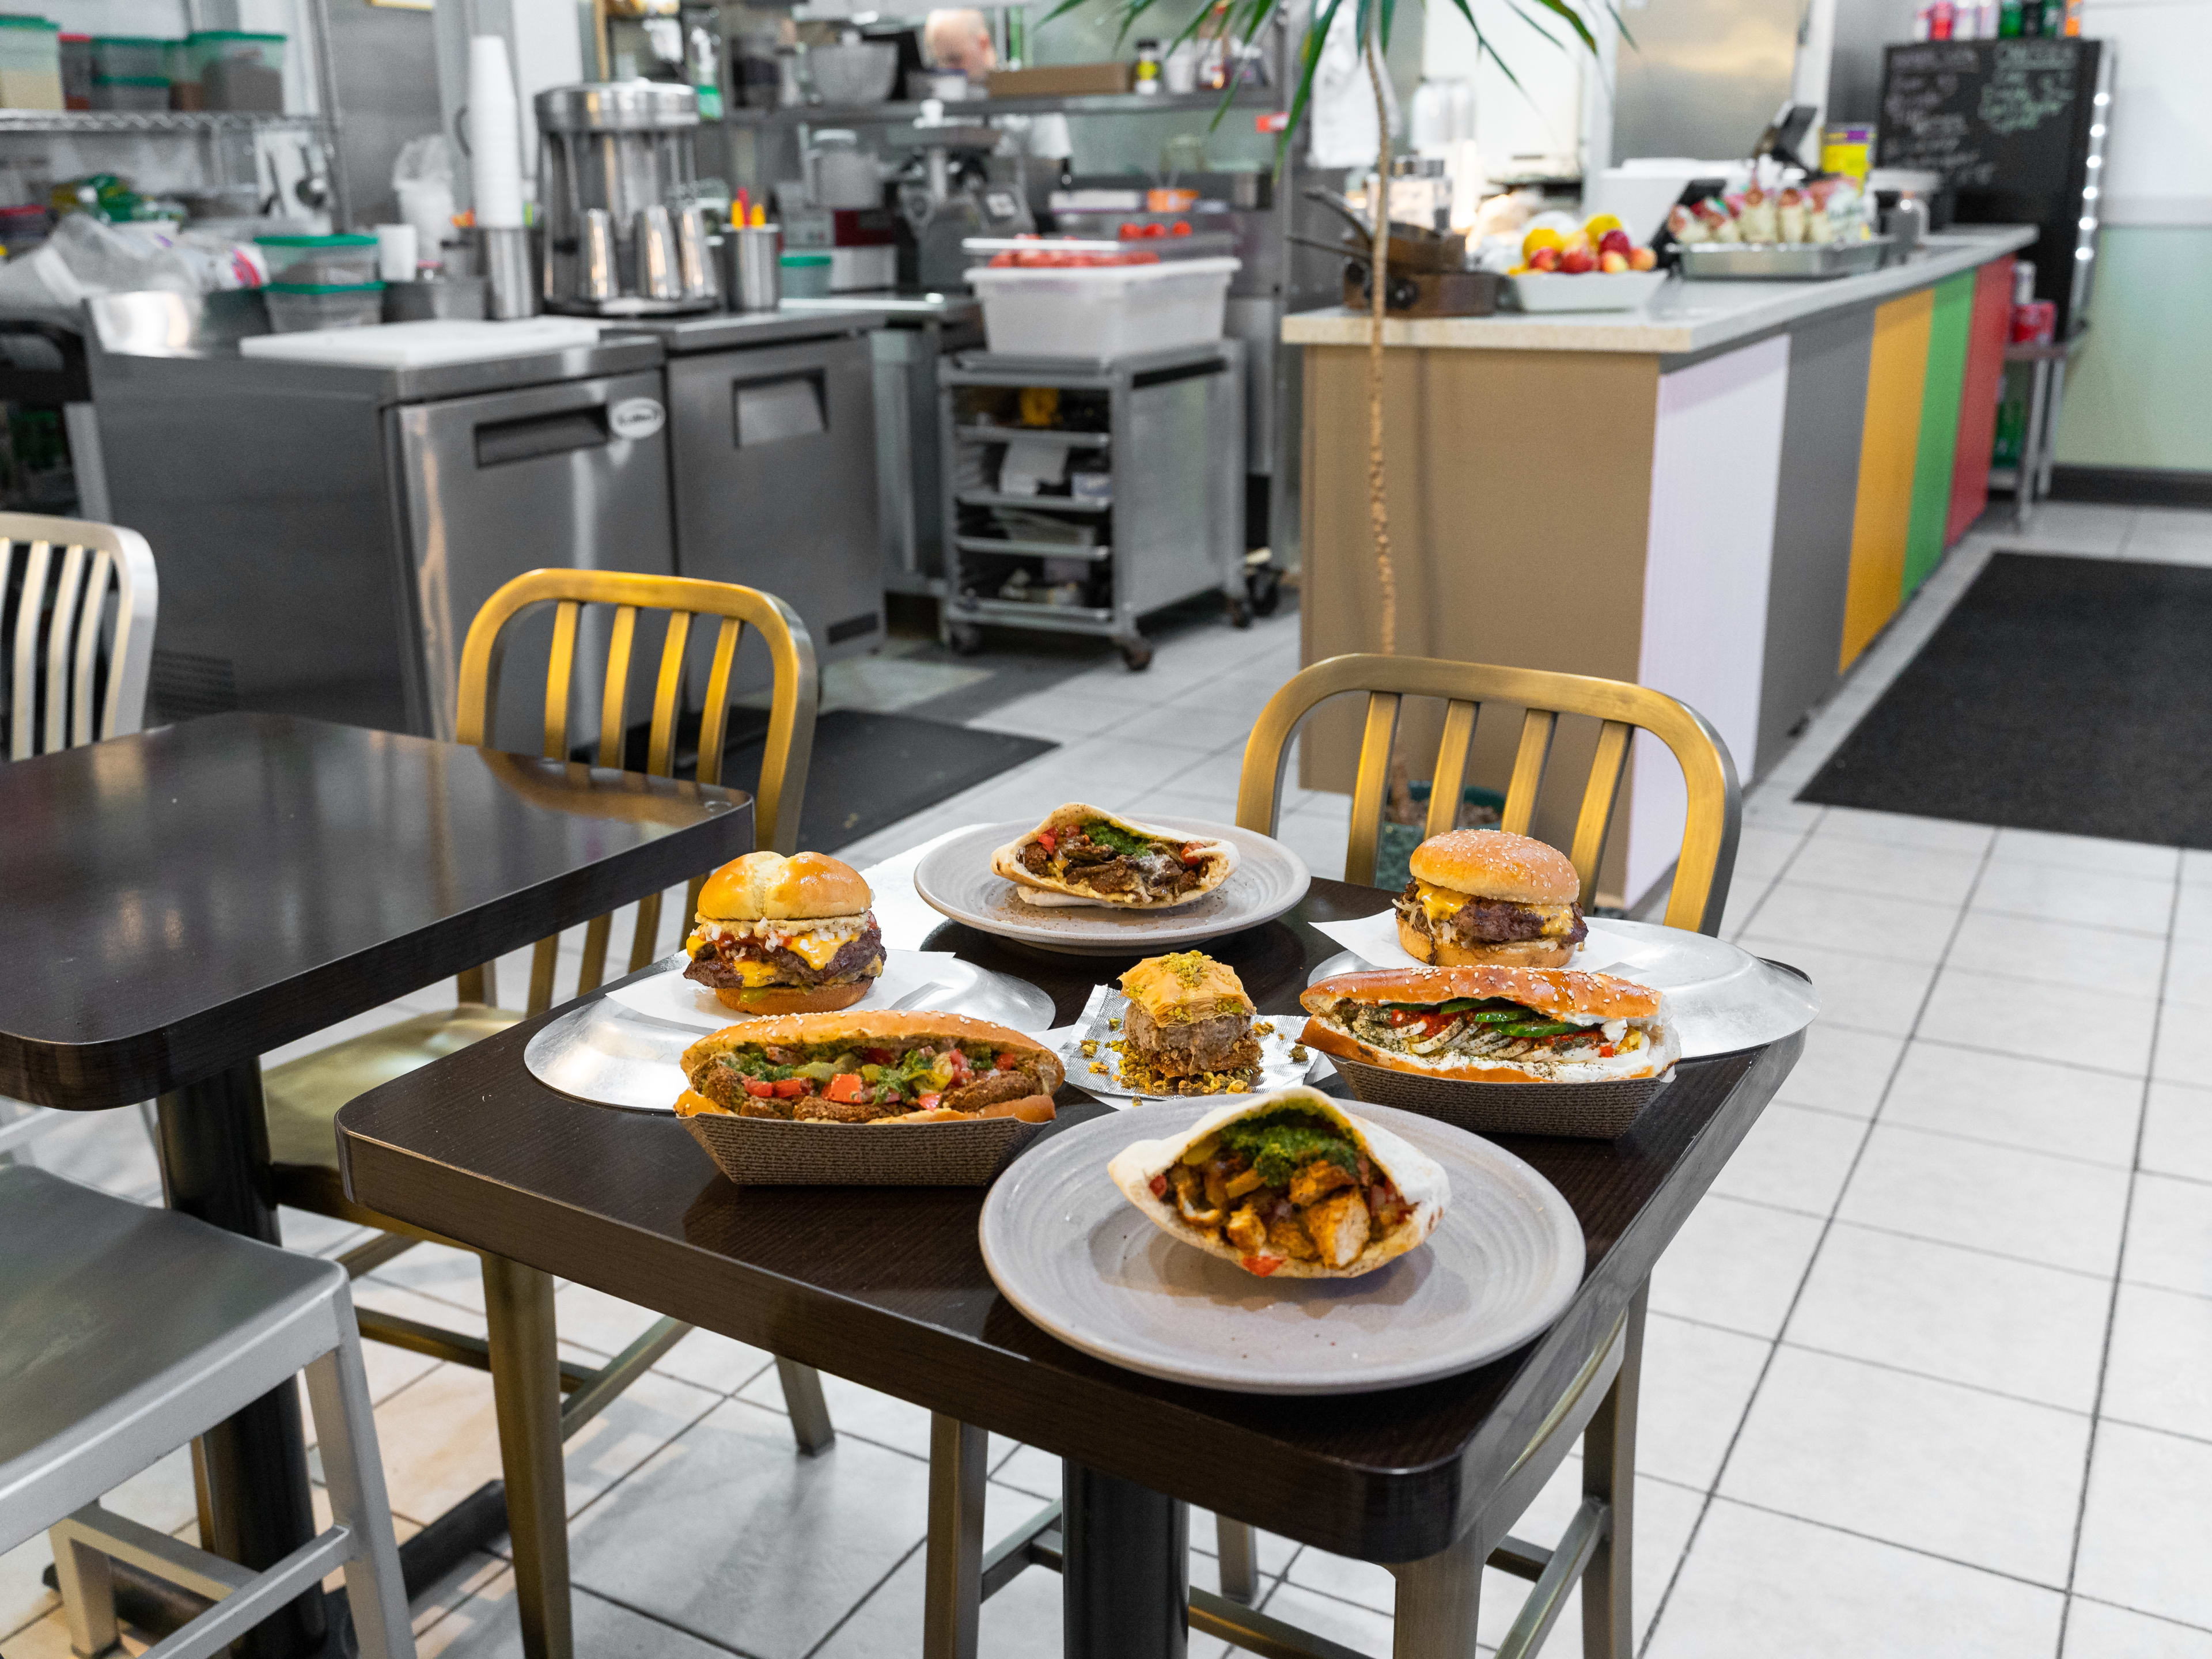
[156,1058,327,1659]
[1062,1460,1187,1659]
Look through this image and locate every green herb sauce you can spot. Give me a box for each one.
[1217,1109,1359,1187]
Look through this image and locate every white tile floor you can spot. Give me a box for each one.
[7,501,2212,1657]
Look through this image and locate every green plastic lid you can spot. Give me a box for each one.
[92,75,169,85]
[256,233,376,247]
[0,18,62,31]
[266,281,384,293]
[781,252,831,265]
[92,35,177,45]
[188,30,285,41]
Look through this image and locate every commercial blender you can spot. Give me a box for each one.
[537,81,719,315]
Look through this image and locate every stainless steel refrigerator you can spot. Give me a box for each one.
[1607,0,1806,166]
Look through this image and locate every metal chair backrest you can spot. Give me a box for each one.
[0,513,157,762]
[1236,654,1741,934]
[453,568,819,1013]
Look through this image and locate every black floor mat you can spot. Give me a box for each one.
[1798,553,2212,846]
[721,709,1054,850]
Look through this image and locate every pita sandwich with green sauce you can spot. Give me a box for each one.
[1108,1088,1449,1278]
[992,802,1237,909]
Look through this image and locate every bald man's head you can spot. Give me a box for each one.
[923,9,996,73]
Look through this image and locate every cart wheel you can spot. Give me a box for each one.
[1119,639,1154,671]
[1248,567,1283,618]
[1227,596,1253,629]
[948,622,985,656]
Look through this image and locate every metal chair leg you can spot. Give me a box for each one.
[302,1305,414,1659]
[482,1254,573,1659]
[50,1520,119,1658]
[1215,1517,1259,1604]
[1580,1282,1647,1659]
[923,1415,987,1659]
[776,1356,836,1455]
[1389,1520,1484,1659]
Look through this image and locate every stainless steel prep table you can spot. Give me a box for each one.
[611,307,890,684]
[86,293,676,752]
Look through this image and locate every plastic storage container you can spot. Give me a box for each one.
[90,36,170,79]
[264,283,384,333]
[0,18,63,111]
[58,32,89,108]
[0,203,52,253]
[90,75,168,112]
[779,250,831,298]
[965,256,1238,359]
[188,31,283,112]
[256,233,378,286]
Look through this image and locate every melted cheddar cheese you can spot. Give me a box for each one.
[1414,881,1579,936]
[787,931,847,969]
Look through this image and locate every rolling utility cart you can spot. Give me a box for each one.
[937,339,1245,671]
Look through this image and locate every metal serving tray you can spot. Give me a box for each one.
[1677,238,1892,281]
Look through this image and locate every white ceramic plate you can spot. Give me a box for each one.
[979,1099,1585,1393]
[604,949,1054,1035]
[1305,914,1818,1059]
[913,817,1311,957]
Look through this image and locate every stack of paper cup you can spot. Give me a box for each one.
[375,224,419,282]
[467,35,525,230]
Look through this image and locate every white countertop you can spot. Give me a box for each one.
[1280,226,2037,356]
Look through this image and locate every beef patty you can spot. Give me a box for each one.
[685,918,885,989]
[1394,884,1588,948]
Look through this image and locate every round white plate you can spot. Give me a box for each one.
[979,1099,1585,1394]
[605,949,1055,1036]
[913,818,1311,957]
[1306,915,1818,1059]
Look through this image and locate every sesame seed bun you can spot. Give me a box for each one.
[1407,830,1580,906]
[698,851,872,922]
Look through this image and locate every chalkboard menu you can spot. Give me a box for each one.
[1879,38,2108,336]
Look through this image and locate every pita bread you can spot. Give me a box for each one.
[1106,1087,1447,1279]
[991,802,1237,910]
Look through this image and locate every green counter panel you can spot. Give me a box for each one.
[1904,271,1976,594]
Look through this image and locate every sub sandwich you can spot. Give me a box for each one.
[1299,965,1679,1085]
[684,851,883,1014]
[993,803,1236,910]
[1116,951,1260,1095]
[675,1012,1062,1124]
[1107,1087,1447,1278]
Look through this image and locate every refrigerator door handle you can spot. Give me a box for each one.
[474,404,611,468]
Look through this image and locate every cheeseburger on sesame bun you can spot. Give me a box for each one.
[1393,829,1588,970]
[683,851,885,1015]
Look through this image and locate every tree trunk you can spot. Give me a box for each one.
[1363,33,1396,656]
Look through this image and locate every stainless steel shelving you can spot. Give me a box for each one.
[722,89,1275,128]
[0,110,329,135]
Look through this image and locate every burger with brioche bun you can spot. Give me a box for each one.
[1395,829,1588,969]
[683,851,884,1015]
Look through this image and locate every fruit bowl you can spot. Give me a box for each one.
[1505,270,1668,313]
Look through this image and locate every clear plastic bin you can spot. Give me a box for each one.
[189,31,283,112]
[90,36,171,79]
[0,18,63,112]
[964,256,1238,359]
[256,233,378,286]
[264,282,384,334]
[90,75,168,112]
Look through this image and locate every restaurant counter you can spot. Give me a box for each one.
[1280,226,2036,908]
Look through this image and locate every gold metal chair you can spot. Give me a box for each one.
[919,653,1741,1659]
[261,570,832,1659]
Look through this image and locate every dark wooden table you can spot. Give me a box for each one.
[336,871,1800,1657]
[0,711,753,1659]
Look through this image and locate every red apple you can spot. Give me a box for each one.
[1600,249,1630,273]
[1598,228,1634,258]
[1560,248,1597,274]
[1529,246,1562,272]
[1629,245,1658,271]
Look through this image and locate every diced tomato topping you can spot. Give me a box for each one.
[1179,841,1207,865]
[993,1050,1023,1071]
[918,1093,941,1111]
[1150,1173,1169,1198]
[1241,1255,1283,1277]
[743,1079,777,1099]
[824,1073,868,1104]
[771,1077,810,1098]
[1599,1044,1616,1058]
[1036,828,1057,853]
[1387,1008,1414,1027]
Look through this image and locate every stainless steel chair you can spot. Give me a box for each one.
[921,653,1740,1659]
[0,512,161,1169]
[2,1165,412,1659]
[257,569,834,1659]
